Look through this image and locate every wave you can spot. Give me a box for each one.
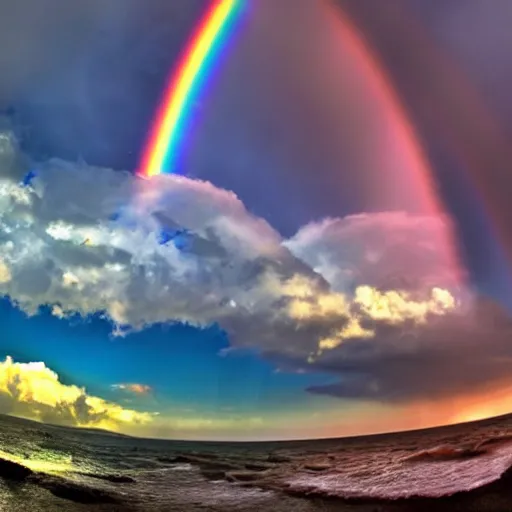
[281,437,512,505]
[284,462,512,511]
[400,435,512,463]
[400,444,486,462]
[474,434,512,451]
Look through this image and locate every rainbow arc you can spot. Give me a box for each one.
[139,0,245,177]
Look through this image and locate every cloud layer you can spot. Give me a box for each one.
[1,125,511,413]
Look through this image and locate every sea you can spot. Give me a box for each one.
[2,413,512,511]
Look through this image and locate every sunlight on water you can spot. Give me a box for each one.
[0,448,73,475]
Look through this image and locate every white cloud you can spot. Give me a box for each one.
[284,212,464,293]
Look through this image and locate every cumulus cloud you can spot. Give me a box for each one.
[0,356,153,430]
[284,212,464,293]
[1,125,510,410]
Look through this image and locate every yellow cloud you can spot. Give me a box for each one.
[284,275,350,319]
[0,356,153,432]
[318,317,374,351]
[354,285,456,324]
[281,276,457,360]
[0,257,11,283]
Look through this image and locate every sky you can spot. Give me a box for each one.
[0,0,512,441]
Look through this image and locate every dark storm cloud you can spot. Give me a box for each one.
[307,297,512,402]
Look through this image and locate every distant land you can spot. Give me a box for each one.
[0,413,133,438]
[3,409,512,444]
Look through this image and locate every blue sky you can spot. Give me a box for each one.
[0,298,336,417]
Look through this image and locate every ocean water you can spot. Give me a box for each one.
[2,413,512,511]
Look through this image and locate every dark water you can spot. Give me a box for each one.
[2,413,512,511]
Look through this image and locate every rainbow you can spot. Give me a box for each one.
[139,0,245,177]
